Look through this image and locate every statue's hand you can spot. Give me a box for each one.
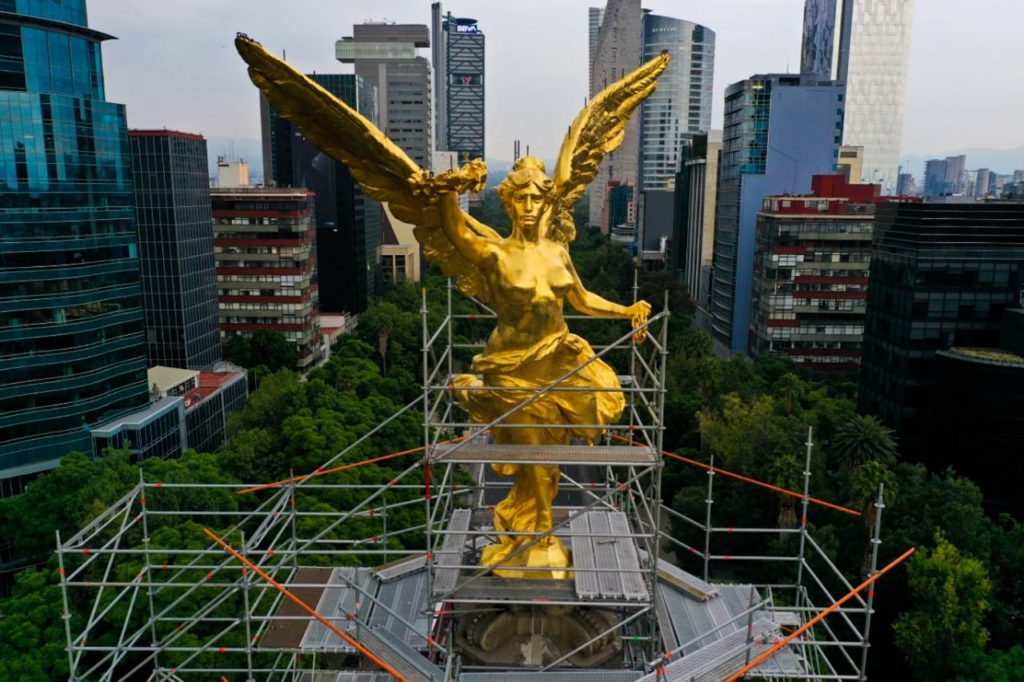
[626,301,652,343]
[409,159,487,204]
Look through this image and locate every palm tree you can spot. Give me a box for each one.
[832,414,898,471]
[773,373,805,415]
[848,460,898,575]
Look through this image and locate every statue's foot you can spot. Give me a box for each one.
[481,537,572,579]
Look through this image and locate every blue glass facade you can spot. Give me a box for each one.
[709,75,844,354]
[260,74,381,314]
[0,0,150,491]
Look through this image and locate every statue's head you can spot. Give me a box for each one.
[497,156,553,236]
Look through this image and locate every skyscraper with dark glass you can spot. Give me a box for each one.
[129,130,221,370]
[859,203,1024,459]
[260,74,381,314]
[0,0,150,494]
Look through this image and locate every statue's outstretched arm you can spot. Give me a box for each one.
[564,253,650,324]
[436,192,494,266]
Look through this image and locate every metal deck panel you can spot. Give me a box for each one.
[368,570,431,650]
[431,443,659,466]
[433,508,472,595]
[718,583,759,618]
[301,568,376,652]
[658,582,726,654]
[570,511,649,601]
[591,512,621,598]
[654,587,680,653]
[450,576,579,602]
[638,618,779,682]
[355,624,443,682]
[608,512,647,600]
[571,512,599,598]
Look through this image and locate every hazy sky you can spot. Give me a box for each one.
[90,0,1022,167]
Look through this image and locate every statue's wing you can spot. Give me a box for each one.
[235,34,495,301]
[549,52,671,244]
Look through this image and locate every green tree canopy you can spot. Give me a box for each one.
[894,534,992,679]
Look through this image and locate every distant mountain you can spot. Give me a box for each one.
[900,146,1024,178]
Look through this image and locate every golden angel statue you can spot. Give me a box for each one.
[235,35,669,578]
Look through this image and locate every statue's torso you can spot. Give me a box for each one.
[484,239,573,354]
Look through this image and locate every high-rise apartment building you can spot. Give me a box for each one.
[336,23,433,170]
[922,155,967,197]
[588,0,642,233]
[974,168,992,197]
[837,145,863,183]
[896,172,917,196]
[637,15,714,191]
[675,133,721,309]
[589,3,714,232]
[129,130,222,370]
[749,175,919,370]
[859,203,1024,458]
[210,188,323,372]
[431,5,485,164]
[260,74,382,314]
[588,7,605,87]
[217,157,249,188]
[709,75,844,355]
[0,1,154,493]
[801,0,914,193]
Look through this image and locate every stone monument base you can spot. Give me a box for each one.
[456,604,621,668]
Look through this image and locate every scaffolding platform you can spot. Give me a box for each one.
[261,565,430,655]
[571,510,648,601]
[638,618,780,682]
[430,443,660,466]
[56,283,893,681]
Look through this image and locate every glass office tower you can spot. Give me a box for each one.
[709,75,844,355]
[130,130,222,370]
[0,0,150,494]
[638,14,714,191]
[801,0,914,193]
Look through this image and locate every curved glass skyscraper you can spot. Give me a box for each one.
[0,0,149,494]
[638,14,715,191]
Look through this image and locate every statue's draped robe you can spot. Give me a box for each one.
[454,330,625,576]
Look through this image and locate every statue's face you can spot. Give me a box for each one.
[510,184,547,232]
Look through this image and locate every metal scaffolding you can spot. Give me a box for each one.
[57,283,900,681]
